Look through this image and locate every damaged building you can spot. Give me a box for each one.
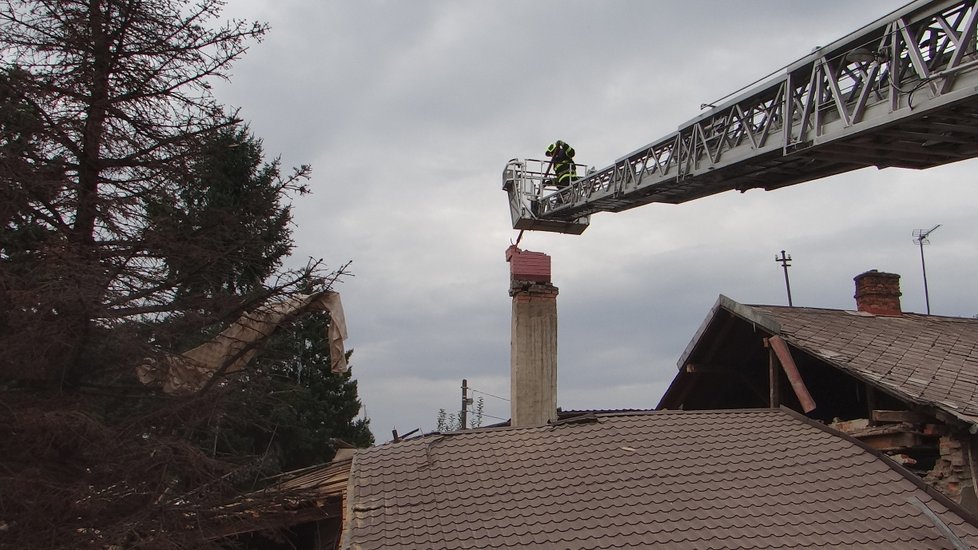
[224,258,978,549]
[659,269,978,513]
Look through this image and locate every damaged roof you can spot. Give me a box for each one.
[676,296,978,425]
[341,408,978,549]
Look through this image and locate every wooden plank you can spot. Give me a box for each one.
[872,409,931,424]
[768,335,816,413]
[866,386,878,426]
[769,347,780,408]
[856,430,922,451]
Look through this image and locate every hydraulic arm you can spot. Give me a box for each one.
[505,0,978,235]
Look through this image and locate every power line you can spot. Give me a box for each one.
[466,409,508,422]
[450,407,507,421]
[471,388,509,402]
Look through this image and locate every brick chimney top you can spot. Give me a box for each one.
[506,245,551,284]
[854,270,902,316]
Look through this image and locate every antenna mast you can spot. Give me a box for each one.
[912,224,941,315]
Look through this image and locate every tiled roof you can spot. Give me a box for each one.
[749,304,978,424]
[342,409,978,549]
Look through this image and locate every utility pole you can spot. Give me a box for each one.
[913,225,941,315]
[775,250,793,307]
[460,379,473,430]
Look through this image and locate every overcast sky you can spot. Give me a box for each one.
[213,1,978,442]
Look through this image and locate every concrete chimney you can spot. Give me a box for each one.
[854,270,902,316]
[506,245,557,427]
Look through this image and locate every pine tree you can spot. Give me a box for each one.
[0,2,373,547]
[0,0,299,384]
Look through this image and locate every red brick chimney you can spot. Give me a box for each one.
[506,246,557,427]
[854,270,902,316]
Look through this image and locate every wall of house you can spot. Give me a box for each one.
[926,434,978,515]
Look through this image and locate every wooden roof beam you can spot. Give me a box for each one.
[767,335,816,413]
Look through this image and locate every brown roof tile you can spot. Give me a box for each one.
[341,409,978,549]
[750,305,978,422]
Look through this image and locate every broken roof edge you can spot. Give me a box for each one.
[675,295,781,370]
[767,329,978,432]
[791,343,960,424]
[660,297,978,429]
[781,405,978,531]
[339,447,366,550]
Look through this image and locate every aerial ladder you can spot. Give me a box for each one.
[504,0,978,235]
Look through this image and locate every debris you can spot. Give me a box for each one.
[137,290,349,394]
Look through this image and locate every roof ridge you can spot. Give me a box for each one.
[754,302,978,322]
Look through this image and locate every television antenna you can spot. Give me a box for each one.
[912,224,941,315]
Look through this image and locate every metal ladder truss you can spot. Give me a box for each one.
[505,0,978,234]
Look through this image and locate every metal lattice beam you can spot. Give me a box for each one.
[527,0,978,225]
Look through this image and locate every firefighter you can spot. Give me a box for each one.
[545,140,576,188]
